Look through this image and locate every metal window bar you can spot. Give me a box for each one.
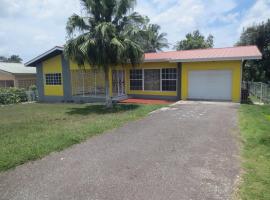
[70,69,105,97]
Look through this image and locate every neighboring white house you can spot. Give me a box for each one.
[0,62,36,89]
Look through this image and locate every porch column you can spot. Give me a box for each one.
[61,55,72,102]
[36,62,44,101]
[177,62,182,100]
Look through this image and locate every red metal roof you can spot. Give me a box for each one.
[144,46,262,62]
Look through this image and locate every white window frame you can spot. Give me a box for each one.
[129,68,177,92]
[130,69,143,91]
[161,68,177,92]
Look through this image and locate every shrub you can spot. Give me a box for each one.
[0,88,28,105]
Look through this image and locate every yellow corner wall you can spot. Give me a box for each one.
[181,61,242,102]
[42,55,63,96]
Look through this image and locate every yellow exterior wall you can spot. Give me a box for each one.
[40,55,242,102]
[42,55,63,96]
[181,61,242,102]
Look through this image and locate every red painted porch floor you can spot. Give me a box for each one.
[119,98,174,105]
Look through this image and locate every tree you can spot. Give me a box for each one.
[0,55,22,63]
[64,0,147,107]
[141,22,169,53]
[8,55,22,63]
[174,30,214,50]
[0,56,7,62]
[236,19,270,83]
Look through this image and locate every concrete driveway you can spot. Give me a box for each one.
[0,101,240,200]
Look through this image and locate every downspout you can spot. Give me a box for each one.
[241,59,246,102]
[177,62,182,100]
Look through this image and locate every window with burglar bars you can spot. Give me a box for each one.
[162,68,177,91]
[130,68,177,91]
[45,73,62,85]
[70,69,105,97]
[130,69,143,90]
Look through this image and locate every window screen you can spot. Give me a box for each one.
[144,69,160,91]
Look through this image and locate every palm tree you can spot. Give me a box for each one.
[142,24,169,53]
[64,0,146,107]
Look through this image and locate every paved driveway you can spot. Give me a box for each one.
[0,101,240,200]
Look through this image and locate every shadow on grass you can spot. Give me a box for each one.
[66,104,140,115]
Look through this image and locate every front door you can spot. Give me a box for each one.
[112,70,125,97]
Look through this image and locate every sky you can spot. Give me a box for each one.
[0,0,269,62]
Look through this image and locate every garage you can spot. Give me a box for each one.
[188,70,232,101]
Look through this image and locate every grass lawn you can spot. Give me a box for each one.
[0,103,164,172]
[239,104,270,200]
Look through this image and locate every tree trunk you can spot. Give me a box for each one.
[104,66,113,108]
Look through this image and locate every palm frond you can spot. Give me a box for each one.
[115,0,136,20]
[66,14,90,36]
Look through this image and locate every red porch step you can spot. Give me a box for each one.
[119,98,174,105]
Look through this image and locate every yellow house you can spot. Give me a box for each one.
[25,46,261,103]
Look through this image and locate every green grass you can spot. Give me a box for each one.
[239,104,270,200]
[0,103,164,172]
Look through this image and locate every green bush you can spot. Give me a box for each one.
[0,88,28,105]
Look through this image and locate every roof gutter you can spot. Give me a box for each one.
[169,56,262,63]
[143,58,171,63]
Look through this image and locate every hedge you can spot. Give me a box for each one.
[0,88,28,105]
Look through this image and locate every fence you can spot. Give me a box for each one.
[242,81,270,103]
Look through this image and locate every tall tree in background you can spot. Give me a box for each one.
[174,30,214,50]
[236,19,270,83]
[141,21,169,53]
[64,0,147,107]
[0,55,22,63]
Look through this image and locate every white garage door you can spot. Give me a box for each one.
[188,70,232,101]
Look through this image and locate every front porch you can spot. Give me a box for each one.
[69,68,128,103]
[68,66,180,103]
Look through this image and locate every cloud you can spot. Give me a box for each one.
[0,0,269,61]
[0,0,81,61]
[239,0,270,31]
[136,0,270,48]
[136,0,239,48]
[0,0,21,17]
